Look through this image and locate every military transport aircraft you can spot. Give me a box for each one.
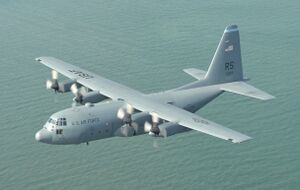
[35,25,274,145]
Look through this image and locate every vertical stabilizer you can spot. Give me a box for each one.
[205,25,243,84]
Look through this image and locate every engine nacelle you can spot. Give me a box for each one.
[131,112,152,135]
[78,91,107,104]
[57,80,76,93]
[115,125,135,137]
[115,112,152,137]
[158,122,191,137]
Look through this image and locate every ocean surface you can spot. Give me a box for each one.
[0,0,299,189]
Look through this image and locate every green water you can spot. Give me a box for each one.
[0,0,299,189]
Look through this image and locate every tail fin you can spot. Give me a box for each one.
[205,25,243,84]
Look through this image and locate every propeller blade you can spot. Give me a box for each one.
[126,104,134,114]
[151,112,159,123]
[51,70,58,80]
[46,80,53,89]
[144,121,152,133]
[70,83,79,95]
[117,108,126,119]
[81,86,89,95]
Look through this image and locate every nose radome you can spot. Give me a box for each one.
[35,129,52,144]
[35,131,41,141]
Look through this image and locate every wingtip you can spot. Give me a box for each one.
[35,56,54,62]
[268,95,276,100]
[261,94,276,101]
[35,57,42,62]
[230,136,253,144]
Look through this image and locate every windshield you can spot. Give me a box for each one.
[48,117,67,126]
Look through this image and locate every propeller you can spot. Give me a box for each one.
[71,83,83,103]
[51,69,58,80]
[144,113,160,136]
[46,70,59,92]
[117,104,134,126]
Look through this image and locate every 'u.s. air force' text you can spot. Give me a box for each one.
[71,118,100,126]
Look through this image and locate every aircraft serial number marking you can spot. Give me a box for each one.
[68,70,94,79]
[193,118,209,125]
[225,61,234,71]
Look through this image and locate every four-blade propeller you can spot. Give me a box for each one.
[144,112,160,136]
[117,104,134,126]
[46,70,59,92]
[70,83,86,104]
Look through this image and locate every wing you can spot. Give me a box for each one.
[36,57,144,99]
[37,57,251,143]
[130,99,252,143]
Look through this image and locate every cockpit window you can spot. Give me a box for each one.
[48,117,67,126]
[48,118,56,125]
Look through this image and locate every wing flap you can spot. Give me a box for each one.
[220,81,275,100]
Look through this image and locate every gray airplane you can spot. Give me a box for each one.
[35,25,274,145]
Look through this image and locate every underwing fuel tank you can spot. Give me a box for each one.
[158,122,191,137]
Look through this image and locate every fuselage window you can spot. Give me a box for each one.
[62,118,67,126]
[48,118,67,126]
[56,129,63,135]
[56,118,67,126]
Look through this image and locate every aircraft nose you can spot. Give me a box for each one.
[35,129,52,144]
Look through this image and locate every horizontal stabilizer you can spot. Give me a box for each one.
[220,82,275,100]
[183,68,206,80]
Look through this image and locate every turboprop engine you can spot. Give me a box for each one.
[115,103,190,138]
[46,70,79,93]
[115,109,152,137]
[157,122,191,137]
[144,114,190,137]
[70,83,107,104]
[46,70,69,92]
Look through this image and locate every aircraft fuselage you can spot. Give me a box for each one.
[35,85,223,145]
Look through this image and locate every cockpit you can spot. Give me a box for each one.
[44,117,68,135]
[36,117,68,144]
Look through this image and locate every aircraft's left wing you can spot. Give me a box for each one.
[37,57,251,143]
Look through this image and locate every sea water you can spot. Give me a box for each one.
[0,0,299,189]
